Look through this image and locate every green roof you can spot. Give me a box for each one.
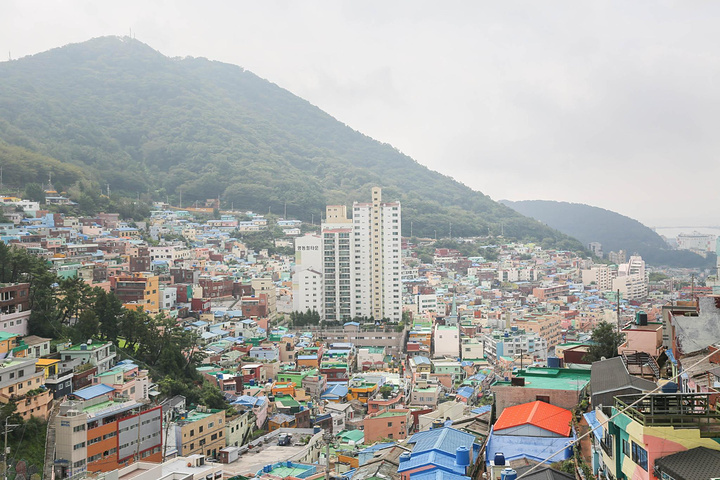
[495,367,591,390]
[337,429,365,443]
[0,332,19,342]
[63,342,107,351]
[374,410,408,419]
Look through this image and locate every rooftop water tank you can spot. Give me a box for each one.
[500,468,517,480]
[455,446,470,467]
[493,452,506,466]
[399,453,411,463]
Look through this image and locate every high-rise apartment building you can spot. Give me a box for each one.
[351,187,402,321]
[305,187,402,323]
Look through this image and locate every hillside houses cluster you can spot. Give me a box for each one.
[2,191,719,479]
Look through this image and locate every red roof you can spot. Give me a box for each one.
[494,401,572,437]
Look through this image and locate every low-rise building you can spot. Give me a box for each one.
[174,407,226,459]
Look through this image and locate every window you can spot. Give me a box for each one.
[536,395,550,403]
[631,441,648,471]
[622,439,629,457]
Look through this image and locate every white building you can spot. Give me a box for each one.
[293,268,323,315]
[351,187,402,322]
[581,264,615,291]
[613,255,648,301]
[677,231,716,252]
[322,227,353,322]
[434,325,460,357]
[416,294,438,314]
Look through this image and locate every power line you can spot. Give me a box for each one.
[516,345,720,478]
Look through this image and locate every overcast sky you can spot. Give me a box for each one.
[2,1,718,227]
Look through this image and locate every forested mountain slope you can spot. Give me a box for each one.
[0,36,580,247]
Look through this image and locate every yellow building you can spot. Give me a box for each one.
[174,408,226,459]
[0,332,26,357]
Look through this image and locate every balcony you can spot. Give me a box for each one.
[615,393,720,436]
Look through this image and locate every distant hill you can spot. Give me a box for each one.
[0,36,583,249]
[501,200,714,267]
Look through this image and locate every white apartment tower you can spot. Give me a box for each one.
[292,234,323,315]
[351,187,402,322]
[315,187,402,323]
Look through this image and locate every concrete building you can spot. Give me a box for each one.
[0,282,30,336]
[58,341,117,374]
[581,264,615,291]
[292,234,323,315]
[351,187,402,322]
[174,407,226,459]
[321,227,353,322]
[434,325,460,357]
[0,357,53,420]
[363,409,412,443]
[54,396,162,477]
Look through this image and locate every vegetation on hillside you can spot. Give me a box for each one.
[502,199,714,267]
[0,36,582,249]
[0,242,227,411]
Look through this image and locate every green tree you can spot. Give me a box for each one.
[584,321,624,363]
[72,309,99,344]
[23,183,45,203]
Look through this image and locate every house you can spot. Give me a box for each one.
[654,446,720,480]
[590,356,656,408]
[485,401,575,466]
[0,357,53,420]
[490,367,590,416]
[363,409,412,443]
[397,427,480,480]
[174,407,226,459]
[596,392,720,480]
[58,341,116,373]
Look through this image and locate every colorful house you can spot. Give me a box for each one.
[397,427,480,480]
[596,392,720,480]
[485,401,575,466]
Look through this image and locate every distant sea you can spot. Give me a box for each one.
[653,226,720,239]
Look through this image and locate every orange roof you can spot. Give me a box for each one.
[494,401,572,437]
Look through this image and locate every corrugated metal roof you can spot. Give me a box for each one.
[73,383,116,400]
[494,401,572,437]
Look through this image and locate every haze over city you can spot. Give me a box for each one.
[2,1,719,227]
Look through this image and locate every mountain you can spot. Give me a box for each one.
[0,36,582,248]
[501,200,714,267]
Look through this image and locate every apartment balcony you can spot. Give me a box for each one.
[615,393,720,436]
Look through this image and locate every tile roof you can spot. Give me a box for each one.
[494,401,572,437]
[655,446,720,479]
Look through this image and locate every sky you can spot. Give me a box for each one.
[1,1,719,228]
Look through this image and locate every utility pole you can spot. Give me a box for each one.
[284,201,287,219]
[106,183,111,197]
[410,221,413,238]
[3,416,19,480]
[616,289,621,334]
[323,430,333,479]
[0,165,3,191]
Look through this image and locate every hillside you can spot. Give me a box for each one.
[502,200,713,267]
[0,36,582,248]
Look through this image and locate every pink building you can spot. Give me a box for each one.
[363,409,413,443]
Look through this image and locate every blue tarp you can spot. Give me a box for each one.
[485,427,575,466]
[583,411,603,441]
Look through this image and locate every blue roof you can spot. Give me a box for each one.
[471,406,492,415]
[321,384,349,399]
[398,450,468,475]
[485,428,575,466]
[406,427,477,456]
[233,395,266,408]
[456,387,475,399]
[411,471,470,480]
[413,356,431,365]
[359,442,395,454]
[583,411,603,441]
[73,383,115,400]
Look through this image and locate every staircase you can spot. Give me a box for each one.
[622,350,661,379]
[42,401,61,480]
